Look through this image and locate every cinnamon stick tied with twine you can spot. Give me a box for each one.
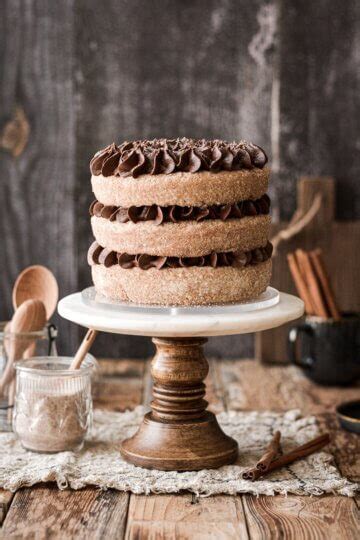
[255,430,281,472]
[242,433,330,482]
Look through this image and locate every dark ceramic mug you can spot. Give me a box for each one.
[288,313,360,386]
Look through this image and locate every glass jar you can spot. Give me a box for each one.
[13,357,93,453]
[83,353,101,399]
[0,322,57,432]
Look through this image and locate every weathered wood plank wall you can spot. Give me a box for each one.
[0,0,79,353]
[275,0,360,221]
[1,0,359,357]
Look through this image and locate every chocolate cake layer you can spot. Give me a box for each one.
[92,168,269,207]
[91,215,271,257]
[89,194,270,224]
[91,259,272,306]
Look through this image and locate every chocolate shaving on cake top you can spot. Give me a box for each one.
[90,138,268,178]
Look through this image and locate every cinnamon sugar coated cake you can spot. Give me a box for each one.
[87,138,273,305]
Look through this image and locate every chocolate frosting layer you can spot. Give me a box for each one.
[88,241,273,270]
[89,194,270,225]
[90,138,268,178]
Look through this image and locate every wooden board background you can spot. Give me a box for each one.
[0,0,359,357]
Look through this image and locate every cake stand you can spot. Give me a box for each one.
[58,287,304,471]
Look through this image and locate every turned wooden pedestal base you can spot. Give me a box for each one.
[121,337,238,471]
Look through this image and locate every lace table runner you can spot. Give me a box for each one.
[0,407,357,496]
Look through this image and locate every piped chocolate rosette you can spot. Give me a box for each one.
[88,138,272,306]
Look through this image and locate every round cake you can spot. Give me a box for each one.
[88,138,272,306]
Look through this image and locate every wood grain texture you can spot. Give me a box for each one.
[97,357,145,378]
[94,358,146,411]
[275,0,360,221]
[242,494,360,540]
[0,0,78,355]
[1,486,129,540]
[126,494,249,540]
[121,338,238,470]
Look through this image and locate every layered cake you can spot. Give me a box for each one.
[88,138,272,305]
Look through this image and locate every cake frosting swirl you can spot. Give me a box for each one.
[88,241,273,270]
[89,194,270,225]
[90,138,268,178]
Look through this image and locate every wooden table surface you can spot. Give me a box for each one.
[0,358,359,539]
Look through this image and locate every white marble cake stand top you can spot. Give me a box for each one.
[58,287,304,337]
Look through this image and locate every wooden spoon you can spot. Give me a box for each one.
[12,265,58,360]
[69,329,98,370]
[0,299,47,394]
[12,265,59,321]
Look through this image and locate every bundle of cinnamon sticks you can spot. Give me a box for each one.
[287,248,340,320]
[242,431,330,481]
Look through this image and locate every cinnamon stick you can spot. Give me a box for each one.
[295,250,329,318]
[287,253,315,315]
[309,249,341,321]
[242,433,330,481]
[293,433,330,452]
[256,430,281,472]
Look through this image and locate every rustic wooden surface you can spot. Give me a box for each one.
[1,0,359,357]
[1,357,359,539]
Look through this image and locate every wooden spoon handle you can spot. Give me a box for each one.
[23,342,37,359]
[70,329,98,370]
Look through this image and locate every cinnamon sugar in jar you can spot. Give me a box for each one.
[13,357,93,453]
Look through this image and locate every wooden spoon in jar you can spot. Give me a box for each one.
[12,265,58,358]
[12,265,59,321]
[0,299,47,394]
[69,329,98,370]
